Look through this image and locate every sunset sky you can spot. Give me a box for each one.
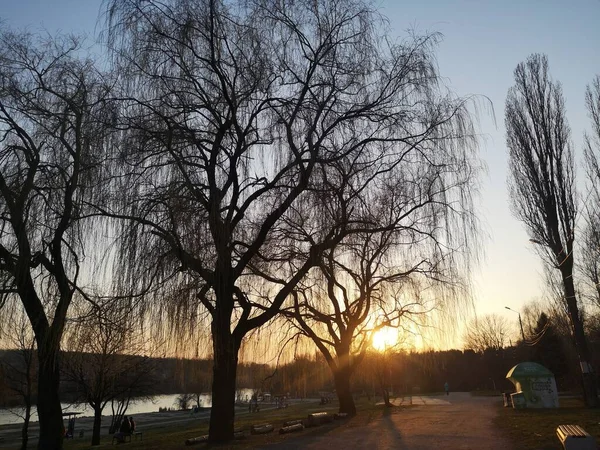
[1,0,598,348]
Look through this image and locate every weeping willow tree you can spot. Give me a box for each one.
[283,83,482,415]
[0,29,114,449]
[100,0,482,441]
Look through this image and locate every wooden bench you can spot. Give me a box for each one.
[306,412,334,427]
[556,425,596,450]
[112,433,131,444]
[112,431,142,444]
[250,423,274,435]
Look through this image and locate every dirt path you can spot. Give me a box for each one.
[262,392,513,450]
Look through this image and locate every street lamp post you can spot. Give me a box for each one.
[505,306,525,342]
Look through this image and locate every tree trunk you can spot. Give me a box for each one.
[91,405,103,446]
[208,323,239,443]
[382,388,392,407]
[20,402,31,450]
[333,365,356,415]
[562,266,599,407]
[36,348,64,450]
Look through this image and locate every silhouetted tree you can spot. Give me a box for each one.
[291,210,478,414]
[62,301,156,446]
[582,76,600,306]
[102,0,481,440]
[0,303,36,450]
[505,53,598,406]
[0,29,113,448]
[175,393,195,411]
[463,314,510,353]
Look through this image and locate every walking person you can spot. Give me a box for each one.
[444,381,450,396]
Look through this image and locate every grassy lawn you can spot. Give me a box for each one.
[62,399,389,450]
[494,398,600,450]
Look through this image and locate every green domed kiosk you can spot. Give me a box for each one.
[506,362,559,408]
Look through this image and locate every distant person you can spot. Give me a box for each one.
[250,392,259,413]
[129,417,136,433]
[114,416,132,443]
[121,417,132,434]
[66,417,75,438]
[444,381,450,396]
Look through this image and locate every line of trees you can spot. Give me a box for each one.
[97,0,483,443]
[7,305,596,409]
[0,1,484,443]
[6,2,600,449]
[0,6,478,442]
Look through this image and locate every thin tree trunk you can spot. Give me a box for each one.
[208,315,239,443]
[382,388,392,407]
[20,363,32,450]
[562,268,599,407]
[91,405,103,446]
[36,348,64,450]
[110,398,129,434]
[20,402,31,450]
[108,401,117,434]
[333,366,357,415]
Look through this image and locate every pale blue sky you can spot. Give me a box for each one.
[1,0,599,344]
[381,0,600,330]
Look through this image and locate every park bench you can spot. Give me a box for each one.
[111,431,143,445]
[556,424,596,450]
[250,423,274,435]
[185,431,244,445]
[279,423,304,434]
[306,412,334,427]
[112,433,130,444]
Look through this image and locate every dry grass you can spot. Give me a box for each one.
[494,397,600,450]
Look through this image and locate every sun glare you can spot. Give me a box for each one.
[372,327,398,351]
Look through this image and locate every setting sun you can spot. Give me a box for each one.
[372,327,398,351]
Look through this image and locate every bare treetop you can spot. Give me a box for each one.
[582,76,600,305]
[506,54,576,264]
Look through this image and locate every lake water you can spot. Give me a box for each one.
[0,389,255,426]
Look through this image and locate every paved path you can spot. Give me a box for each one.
[263,392,513,450]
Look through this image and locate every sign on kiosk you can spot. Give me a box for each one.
[506,362,559,408]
